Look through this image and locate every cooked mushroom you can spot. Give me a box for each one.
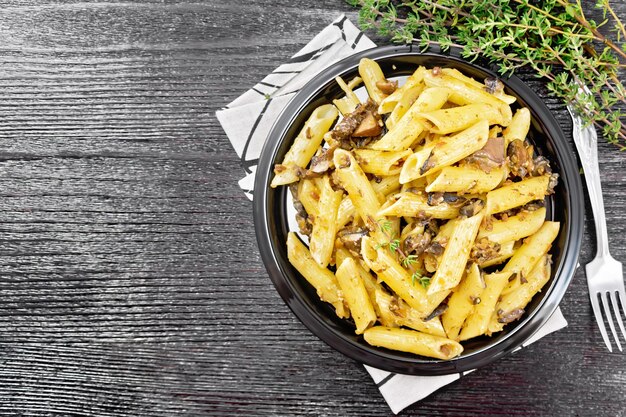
[484,77,504,95]
[331,99,381,148]
[403,231,432,256]
[466,137,505,172]
[470,237,502,264]
[425,241,445,256]
[507,139,532,178]
[289,183,312,237]
[427,192,444,206]
[532,155,552,176]
[497,308,525,324]
[420,151,437,175]
[353,112,382,137]
[309,146,337,174]
[337,226,369,255]
[376,79,398,95]
[459,199,485,217]
[546,172,559,194]
[423,303,448,321]
[427,192,466,206]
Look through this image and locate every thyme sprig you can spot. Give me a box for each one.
[348,0,626,149]
[376,219,430,287]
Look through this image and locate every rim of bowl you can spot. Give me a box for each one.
[253,44,584,375]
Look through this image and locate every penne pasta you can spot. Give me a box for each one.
[400,119,490,183]
[333,149,382,226]
[377,192,460,219]
[371,87,450,151]
[354,149,412,176]
[361,237,430,315]
[484,175,550,215]
[379,66,426,114]
[428,212,484,295]
[477,207,546,244]
[309,176,343,267]
[364,326,464,360]
[425,165,506,194]
[271,104,338,187]
[418,103,510,135]
[374,287,447,337]
[335,258,377,334]
[458,271,511,341]
[441,263,486,341]
[359,58,387,104]
[441,68,517,104]
[478,240,516,268]
[487,253,552,334]
[503,107,531,146]
[287,232,349,318]
[500,221,560,295]
[424,71,511,112]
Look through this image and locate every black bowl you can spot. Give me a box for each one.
[253,44,583,375]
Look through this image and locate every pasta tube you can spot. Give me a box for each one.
[379,66,426,114]
[427,212,484,295]
[335,174,401,229]
[287,232,348,318]
[503,108,531,146]
[500,221,560,295]
[487,253,551,334]
[377,192,460,219]
[361,237,430,314]
[425,165,506,194]
[271,104,338,187]
[477,207,546,244]
[441,263,486,341]
[458,271,511,341]
[418,103,510,134]
[359,58,387,104]
[441,68,517,104]
[371,87,450,151]
[353,149,412,176]
[374,287,447,337]
[484,175,550,215]
[335,258,377,334]
[400,119,490,183]
[364,326,463,360]
[333,149,381,225]
[309,176,343,267]
[424,71,512,112]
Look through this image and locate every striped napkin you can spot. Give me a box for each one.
[216,15,568,415]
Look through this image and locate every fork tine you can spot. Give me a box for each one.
[591,292,613,352]
[600,291,622,352]
[612,290,626,345]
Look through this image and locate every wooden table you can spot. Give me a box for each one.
[1,1,625,415]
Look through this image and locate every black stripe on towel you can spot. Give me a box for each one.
[272,69,302,75]
[333,15,348,42]
[288,41,334,64]
[376,373,397,388]
[240,99,271,173]
[258,81,281,89]
[351,31,364,49]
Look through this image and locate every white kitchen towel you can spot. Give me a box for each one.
[215,15,569,415]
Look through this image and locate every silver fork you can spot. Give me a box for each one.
[567,96,626,352]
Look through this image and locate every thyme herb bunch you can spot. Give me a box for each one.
[348,0,626,149]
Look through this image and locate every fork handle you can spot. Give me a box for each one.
[576,124,611,259]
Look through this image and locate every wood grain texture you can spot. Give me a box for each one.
[0,0,625,416]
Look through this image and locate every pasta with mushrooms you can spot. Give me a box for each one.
[271,58,560,360]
